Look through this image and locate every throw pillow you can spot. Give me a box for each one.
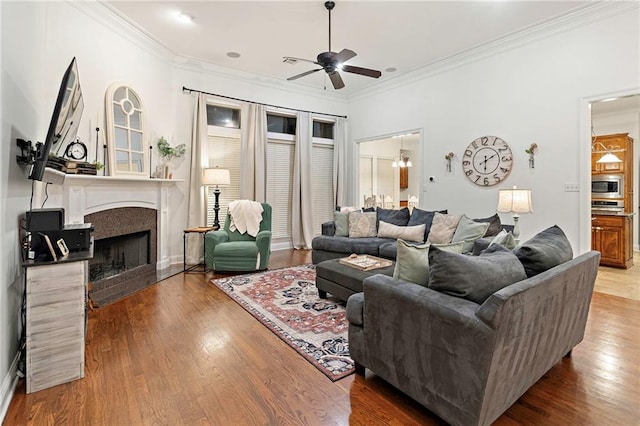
[377,207,410,227]
[428,244,527,304]
[489,229,517,250]
[451,214,490,253]
[348,211,377,238]
[427,212,461,244]
[377,220,426,243]
[393,239,464,286]
[513,225,573,277]
[407,208,448,242]
[334,211,349,237]
[473,213,503,237]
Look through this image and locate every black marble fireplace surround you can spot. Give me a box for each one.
[85,207,158,306]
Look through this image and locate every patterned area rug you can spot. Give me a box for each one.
[211,264,354,381]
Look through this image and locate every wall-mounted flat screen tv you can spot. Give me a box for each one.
[29,57,84,181]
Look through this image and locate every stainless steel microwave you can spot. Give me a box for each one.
[592,174,624,199]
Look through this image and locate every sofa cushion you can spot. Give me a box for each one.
[427,212,461,244]
[349,211,377,238]
[473,213,503,237]
[407,208,448,241]
[513,225,573,277]
[334,211,349,237]
[428,244,527,304]
[377,207,410,227]
[378,241,398,259]
[393,239,464,286]
[312,235,393,257]
[451,215,490,253]
[377,220,425,243]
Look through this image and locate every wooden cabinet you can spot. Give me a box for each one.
[399,166,408,189]
[25,260,87,393]
[591,214,634,269]
[591,133,631,174]
[591,133,634,213]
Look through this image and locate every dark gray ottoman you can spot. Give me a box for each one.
[315,258,395,302]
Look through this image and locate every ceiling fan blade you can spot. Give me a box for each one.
[283,56,320,65]
[341,64,382,79]
[328,71,345,90]
[287,68,322,81]
[334,48,357,64]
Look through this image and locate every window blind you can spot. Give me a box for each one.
[206,134,241,226]
[311,144,334,235]
[266,140,294,240]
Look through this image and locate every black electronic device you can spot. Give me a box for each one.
[47,224,93,252]
[26,57,84,181]
[22,208,65,233]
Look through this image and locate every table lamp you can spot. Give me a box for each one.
[203,167,230,230]
[497,187,533,243]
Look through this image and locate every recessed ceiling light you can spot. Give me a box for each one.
[385,67,397,73]
[226,52,241,59]
[177,12,194,24]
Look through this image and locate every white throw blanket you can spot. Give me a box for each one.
[228,200,264,237]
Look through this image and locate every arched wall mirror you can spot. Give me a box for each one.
[358,131,421,209]
[105,83,147,176]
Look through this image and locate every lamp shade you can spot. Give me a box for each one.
[497,188,533,214]
[596,152,623,163]
[202,167,230,186]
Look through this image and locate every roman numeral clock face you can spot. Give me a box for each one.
[462,136,513,186]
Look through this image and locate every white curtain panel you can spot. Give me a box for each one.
[186,93,209,264]
[240,103,267,202]
[292,112,314,249]
[333,117,348,207]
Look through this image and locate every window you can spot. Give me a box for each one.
[313,121,334,139]
[266,140,295,241]
[207,105,240,128]
[311,143,334,235]
[105,84,146,176]
[267,114,296,135]
[205,103,242,225]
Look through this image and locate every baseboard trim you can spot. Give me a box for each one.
[0,353,19,424]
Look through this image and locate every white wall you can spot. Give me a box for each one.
[347,6,640,253]
[0,1,47,417]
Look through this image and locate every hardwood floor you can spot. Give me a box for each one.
[4,250,640,425]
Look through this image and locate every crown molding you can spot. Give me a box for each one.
[348,1,639,102]
[173,57,349,107]
[68,1,174,62]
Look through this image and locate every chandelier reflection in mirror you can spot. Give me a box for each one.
[391,134,413,168]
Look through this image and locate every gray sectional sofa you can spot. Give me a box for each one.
[312,207,506,264]
[346,226,598,426]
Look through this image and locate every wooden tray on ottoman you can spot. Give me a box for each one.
[339,254,393,271]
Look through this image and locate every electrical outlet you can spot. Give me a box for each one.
[564,183,579,192]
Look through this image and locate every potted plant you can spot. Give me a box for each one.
[156,137,186,178]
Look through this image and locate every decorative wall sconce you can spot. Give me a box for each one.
[445,152,455,172]
[525,143,538,169]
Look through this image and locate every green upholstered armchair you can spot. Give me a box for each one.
[204,203,272,272]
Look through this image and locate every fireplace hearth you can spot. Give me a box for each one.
[86,207,158,306]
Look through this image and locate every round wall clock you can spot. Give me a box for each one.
[64,139,88,161]
[462,136,513,186]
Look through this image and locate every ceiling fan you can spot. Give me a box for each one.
[283,1,382,90]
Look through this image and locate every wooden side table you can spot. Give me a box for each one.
[183,226,214,272]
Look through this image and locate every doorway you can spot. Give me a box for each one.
[590,94,640,252]
[357,131,422,209]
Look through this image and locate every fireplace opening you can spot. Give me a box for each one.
[90,231,150,282]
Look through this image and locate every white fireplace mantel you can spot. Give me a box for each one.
[46,170,182,270]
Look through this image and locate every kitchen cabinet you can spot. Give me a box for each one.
[591,133,634,213]
[591,214,634,269]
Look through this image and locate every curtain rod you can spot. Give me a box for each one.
[182,86,347,119]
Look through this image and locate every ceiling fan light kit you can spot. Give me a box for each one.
[283,1,382,89]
